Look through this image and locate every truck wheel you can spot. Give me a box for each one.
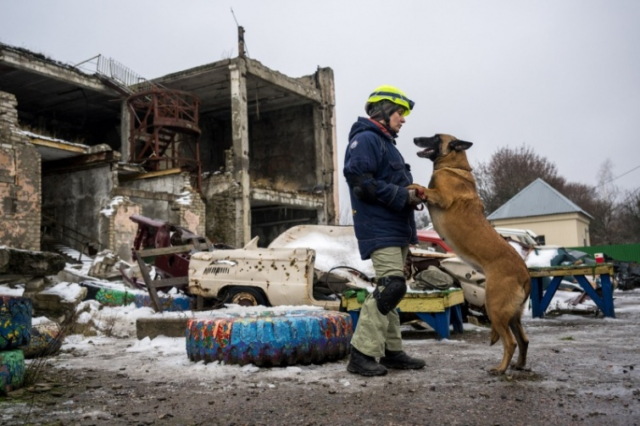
[0,350,26,396]
[0,296,32,350]
[224,287,268,306]
[186,309,353,366]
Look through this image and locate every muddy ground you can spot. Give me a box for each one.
[2,290,640,426]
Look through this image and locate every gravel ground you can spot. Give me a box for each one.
[2,290,640,426]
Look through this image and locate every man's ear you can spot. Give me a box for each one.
[450,140,473,151]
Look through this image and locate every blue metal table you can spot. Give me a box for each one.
[529,264,615,318]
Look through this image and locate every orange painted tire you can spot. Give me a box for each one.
[186,309,353,366]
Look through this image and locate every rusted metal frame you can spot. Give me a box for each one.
[127,89,202,189]
[128,95,157,163]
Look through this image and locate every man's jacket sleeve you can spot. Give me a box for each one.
[344,133,409,211]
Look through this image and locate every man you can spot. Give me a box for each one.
[343,85,427,376]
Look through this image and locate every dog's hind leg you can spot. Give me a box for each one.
[488,317,516,375]
[509,316,529,370]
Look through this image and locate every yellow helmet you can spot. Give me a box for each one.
[365,85,415,117]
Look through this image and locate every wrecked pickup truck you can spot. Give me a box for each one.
[187,225,375,310]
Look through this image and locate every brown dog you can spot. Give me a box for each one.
[412,134,530,374]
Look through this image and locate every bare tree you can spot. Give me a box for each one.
[474,148,640,245]
[612,189,640,244]
[474,145,565,214]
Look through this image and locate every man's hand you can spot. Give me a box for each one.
[406,184,428,202]
[407,189,425,206]
[406,184,428,210]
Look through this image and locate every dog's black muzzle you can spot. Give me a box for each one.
[414,135,441,161]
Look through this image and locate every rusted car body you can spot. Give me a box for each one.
[188,226,372,309]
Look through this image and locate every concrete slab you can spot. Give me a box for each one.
[136,317,188,339]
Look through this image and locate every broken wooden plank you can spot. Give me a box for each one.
[133,250,162,313]
[146,277,189,289]
[136,245,196,257]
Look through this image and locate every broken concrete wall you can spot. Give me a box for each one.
[99,196,141,262]
[42,163,113,253]
[0,91,41,250]
[117,172,207,248]
[249,104,316,190]
[169,186,206,238]
[201,151,239,246]
[118,173,188,220]
[206,192,237,246]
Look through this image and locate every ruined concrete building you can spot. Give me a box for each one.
[0,41,338,261]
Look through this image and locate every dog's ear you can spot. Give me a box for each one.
[450,140,473,151]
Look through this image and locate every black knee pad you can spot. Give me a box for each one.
[373,276,407,315]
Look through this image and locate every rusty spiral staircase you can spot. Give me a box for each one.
[127,89,202,191]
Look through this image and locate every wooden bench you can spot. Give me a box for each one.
[341,289,465,340]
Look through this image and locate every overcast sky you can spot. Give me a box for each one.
[2,1,639,212]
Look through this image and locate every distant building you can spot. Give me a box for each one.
[487,178,592,247]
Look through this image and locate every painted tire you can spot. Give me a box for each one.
[133,294,194,312]
[95,288,137,306]
[95,288,194,311]
[186,309,353,366]
[0,350,26,396]
[0,296,32,350]
[20,324,62,359]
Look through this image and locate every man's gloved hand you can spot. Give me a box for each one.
[406,184,428,210]
[406,183,428,202]
[407,189,424,206]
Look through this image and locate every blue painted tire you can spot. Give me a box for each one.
[186,309,353,366]
[95,287,194,311]
[0,350,26,396]
[134,294,194,312]
[0,296,32,350]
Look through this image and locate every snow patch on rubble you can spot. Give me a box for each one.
[174,191,192,206]
[16,129,89,148]
[0,286,24,296]
[39,282,84,302]
[100,196,125,217]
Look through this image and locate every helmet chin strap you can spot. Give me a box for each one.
[380,111,398,139]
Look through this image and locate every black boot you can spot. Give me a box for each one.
[347,346,388,376]
[380,350,426,370]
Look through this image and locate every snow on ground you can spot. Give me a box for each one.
[4,281,637,388]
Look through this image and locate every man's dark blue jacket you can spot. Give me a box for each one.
[343,117,418,260]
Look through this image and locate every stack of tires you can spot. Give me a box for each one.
[0,295,32,395]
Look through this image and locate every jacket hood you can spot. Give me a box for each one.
[349,117,396,141]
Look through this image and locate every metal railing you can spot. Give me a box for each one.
[74,54,159,93]
[41,214,104,262]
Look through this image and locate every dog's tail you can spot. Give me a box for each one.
[490,327,500,346]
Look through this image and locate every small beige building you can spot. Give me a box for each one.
[487,178,592,247]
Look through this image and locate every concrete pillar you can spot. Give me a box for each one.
[229,60,251,246]
[120,100,131,161]
[314,67,338,225]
